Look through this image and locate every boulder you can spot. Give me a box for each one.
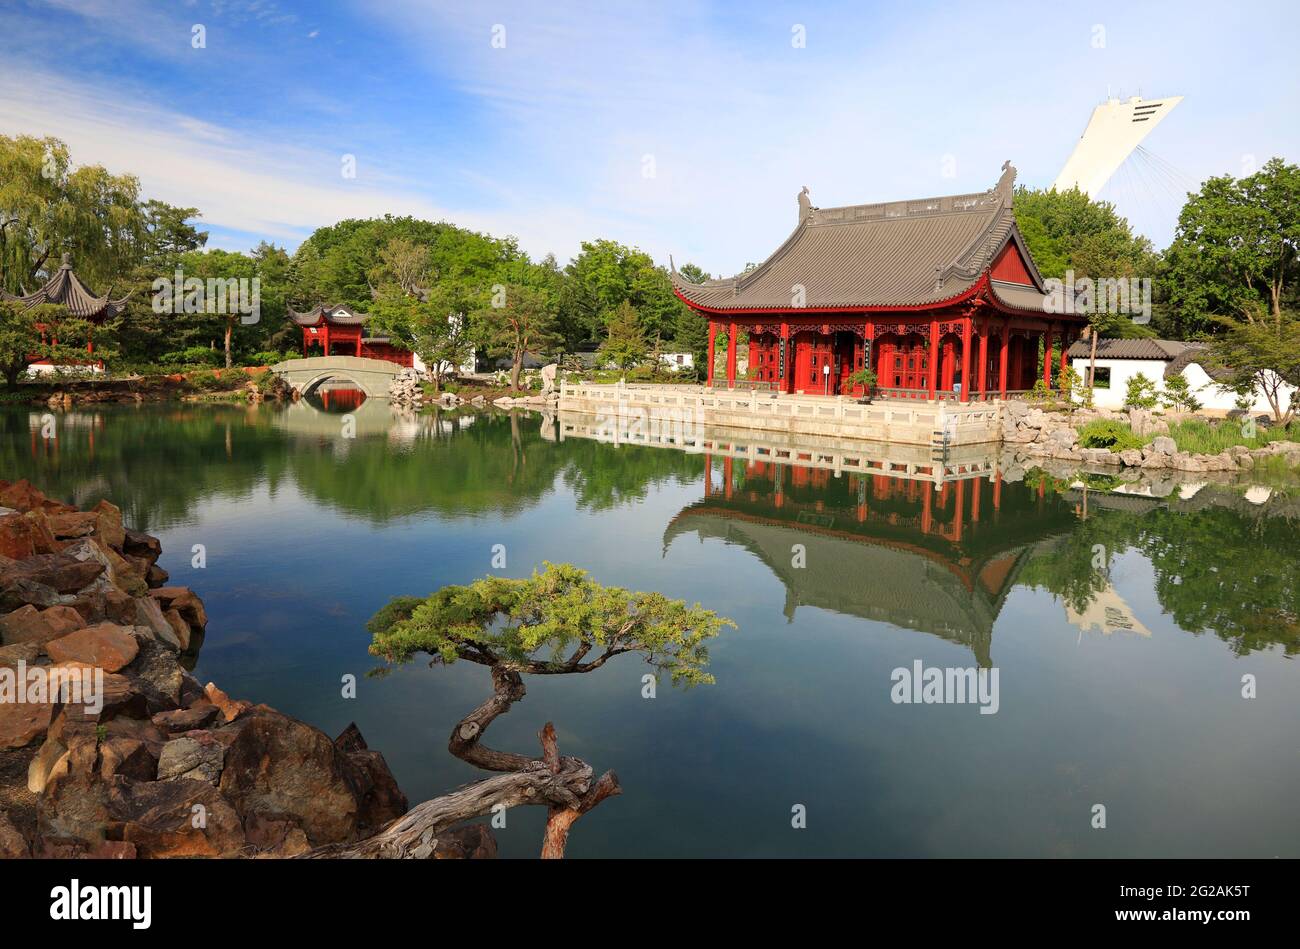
[1118,449,1144,467]
[108,776,247,858]
[44,622,140,672]
[0,552,104,594]
[0,578,73,612]
[429,823,498,859]
[157,733,225,783]
[149,587,207,630]
[122,638,185,713]
[218,709,378,846]
[99,737,158,783]
[0,512,61,559]
[204,681,252,723]
[134,595,183,650]
[0,640,42,668]
[0,480,72,515]
[0,604,84,646]
[152,703,219,733]
[0,810,29,858]
[91,500,126,549]
[0,697,55,749]
[45,511,99,540]
[1150,435,1178,455]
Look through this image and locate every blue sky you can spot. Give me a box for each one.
[1,0,1296,275]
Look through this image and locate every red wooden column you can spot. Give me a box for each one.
[998,323,1009,397]
[706,322,717,386]
[321,323,330,357]
[927,318,940,400]
[780,322,791,394]
[977,321,988,400]
[356,334,362,357]
[726,321,738,388]
[1043,327,1055,389]
[1059,329,1071,379]
[961,316,973,403]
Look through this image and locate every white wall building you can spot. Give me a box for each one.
[1067,338,1295,414]
[658,352,694,372]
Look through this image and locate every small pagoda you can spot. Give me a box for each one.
[289,303,413,367]
[1,253,131,361]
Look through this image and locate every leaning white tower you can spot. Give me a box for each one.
[1053,95,1183,197]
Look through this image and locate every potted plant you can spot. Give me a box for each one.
[848,367,878,402]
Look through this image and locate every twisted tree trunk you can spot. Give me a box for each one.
[304,662,620,859]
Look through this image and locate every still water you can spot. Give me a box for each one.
[3,397,1297,857]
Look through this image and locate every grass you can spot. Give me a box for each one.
[1165,418,1294,454]
[1077,419,1145,452]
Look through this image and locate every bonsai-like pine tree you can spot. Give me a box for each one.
[345,562,734,858]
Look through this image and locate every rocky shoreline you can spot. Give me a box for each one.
[1002,402,1300,474]
[0,479,500,859]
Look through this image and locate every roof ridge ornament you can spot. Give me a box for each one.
[798,185,817,224]
[993,160,1016,204]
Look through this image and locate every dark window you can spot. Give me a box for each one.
[1092,367,1112,389]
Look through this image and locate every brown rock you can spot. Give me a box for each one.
[134,596,182,650]
[123,529,162,564]
[149,586,207,629]
[218,710,366,846]
[0,512,58,559]
[243,812,312,857]
[0,810,30,858]
[151,703,219,733]
[0,604,85,646]
[109,777,246,858]
[147,564,170,587]
[0,578,72,611]
[204,681,252,723]
[0,480,72,514]
[27,736,68,793]
[121,638,184,713]
[0,640,41,668]
[0,552,103,594]
[0,698,55,749]
[91,500,126,549]
[99,737,158,782]
[432,823,498,859]
[44,622,139,672]
[45,511,99,540]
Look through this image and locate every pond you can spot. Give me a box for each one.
[2,398,1297,857]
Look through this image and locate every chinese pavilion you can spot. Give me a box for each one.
[1,253,130,364]
[672,163,1086,401]
[289,304,414,367]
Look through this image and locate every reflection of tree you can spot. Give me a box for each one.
[1138,506,1299,656]
[557,436,700,511]
[0,404,292,531]
[1021,487,1300,656]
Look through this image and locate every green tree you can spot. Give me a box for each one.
[472,283,561,391]
[1014,185,1160,382]
[0,301,110,389]
[370,284,474,393]
[674,263,710,379]
[0,135,145,294]
[560,239,684,349]
[598,300,647,369]
[1165,158,1300,422]
[354,562,734,858]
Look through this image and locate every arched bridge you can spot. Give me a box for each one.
[270,356,403,399]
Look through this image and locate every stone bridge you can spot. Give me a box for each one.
[270,356,403,399]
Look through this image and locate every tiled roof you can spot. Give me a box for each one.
[672,163,1047,311]
[1,254,131,319]
[289,304,369,326]
[1065,338,1193,360]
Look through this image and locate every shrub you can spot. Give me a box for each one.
[245,350,286,367]
[1123,372,1159,409]
[1161,374,1203,412]
[160,346,221,368]
[1077,419,1144,452]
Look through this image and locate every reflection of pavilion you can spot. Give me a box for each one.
[664,455,1076,666]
